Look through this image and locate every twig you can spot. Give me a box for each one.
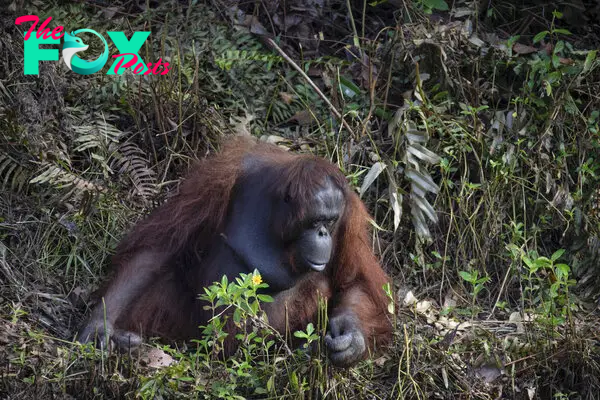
[266,38,355,137]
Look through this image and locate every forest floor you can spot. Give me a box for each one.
[1,0,600,399]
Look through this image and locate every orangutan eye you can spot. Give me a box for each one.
[311,217,337,229]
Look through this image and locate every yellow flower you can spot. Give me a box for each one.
[252,274,263,286]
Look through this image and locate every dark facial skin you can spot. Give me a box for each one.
[219,167,344,292]
[293,178,345,273]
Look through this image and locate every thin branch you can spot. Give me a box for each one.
[266,38,356,137]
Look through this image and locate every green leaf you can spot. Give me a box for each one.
[257,294,274,303]
[256,283,270,289]
[554,40,564,54]
[459,271,474,282]
[533,31,549,43]
[547,71,562,84]
[536,257,552,266]
[474,283,484,296]
[555,263,571,279]
[550,249,565,262]
[552,54,561,69]
[233,308,242,324]
[553,28,572,36]
[506,243,521,258]
[545,81,552,96]
[476,276,490,285]
[583,50,597,73]
[306,323,314,335]
[507,35,520,49]
[338,76,361,98]
[552,10,563,19]
[522,255,533,266]
[290,371,299,390]
[423,0,449,11]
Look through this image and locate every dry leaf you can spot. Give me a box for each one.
[403,290,418,305]
[513,43,537,55]
[143,347,175,368]
[287,110,314,126]
[416,300,432,314]
[475,363,503,383]
[359,162,386,197]
[374,355,389,366]
[279,92,294,104]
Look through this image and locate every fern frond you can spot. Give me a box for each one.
[0,154,30,194]
[109,141,157,200]
[70,109,122,154]
[390,112,441,240]
[30,163,106,193]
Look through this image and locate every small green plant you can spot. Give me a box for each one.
[507,246,576,325]
[198,270,274,355]
[10,302,27,324]
[293,322,319,345]
[459,269,490,316]
[136,270,338,399]
[532,10,572,46]
[135,271,281,399]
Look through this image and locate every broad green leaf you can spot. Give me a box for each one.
[257,294,274,303]
[423,0,449,11]
[338,76,361,99]
[583,50,597,73]
[306,323,314,335]
[522,256,535,269]
[553,28,572,36]
[533,31,549,43]
[555,263,570,279]
[554,40,564,54]
[233,308,242,324]
[552,54,561,68]
[550,249,565,262]
[293,331,306,339]
[536,257,552,266]
[459,271,473,282]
